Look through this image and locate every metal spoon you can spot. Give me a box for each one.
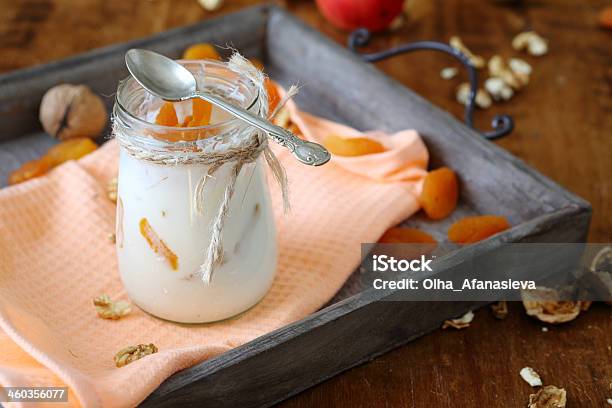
[125,49,330,166]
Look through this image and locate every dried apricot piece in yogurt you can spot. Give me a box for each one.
[8,159,52,185]
[379,227,436,244]
[182,43,220,60]
[180,115,193,127]
[155,102,179,127]
[45,138,98,166]
[188,98,212,127]
[139,217,178,271]
[324,135,385,157]
[265,78,281,114]
[448,215,510,244]
[419,167,458,220]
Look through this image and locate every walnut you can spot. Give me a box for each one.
[456,83,491,109]
[509,58,533,76]
[512,31,549,56]
[485,78,514,101]
[93,294,131,320]
[114,344,158,367]
[442,310,474,330]
[39,84,107,141]
[488,55,529,90]
[449,36,485,68]
[521,287,585,324]
[528,385,566,408]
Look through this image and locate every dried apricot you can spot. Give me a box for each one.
[155,102,179,127]
[379,227,436,244]
[180,115,193,127]
[7,138,98,185]
[139,217,178,271]
[182,43,221,60]
[265,78,281,113]
[250,58,264,71]
[8,159,52,185]
[188,98,212,127]
[45,138,98,166]
[599,6,612,29]
[448,215,510,243]
[323,134,385,157]
[419,167,459,220]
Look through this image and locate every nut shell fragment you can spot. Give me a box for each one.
[528,385,566,408]
[114,344,158,367]
[520,367,543,387]
[442,310,474,330]
[440,67,458,80]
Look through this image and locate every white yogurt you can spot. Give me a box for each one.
[116,152,277,323]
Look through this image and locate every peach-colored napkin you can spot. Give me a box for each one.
[0,99,428,407]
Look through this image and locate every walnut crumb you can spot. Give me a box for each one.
[107,177,118,203]
[93,294,131,320]
[114,343,158,367]
[528,385,566,408]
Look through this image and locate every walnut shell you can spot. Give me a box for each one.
[39,84,107,140]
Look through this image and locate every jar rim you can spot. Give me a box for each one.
[114,59,262,133]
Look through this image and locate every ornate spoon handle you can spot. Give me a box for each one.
[267,127,331,166]
[193,92,330,166]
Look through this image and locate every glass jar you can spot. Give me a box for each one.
[112,60,277,323]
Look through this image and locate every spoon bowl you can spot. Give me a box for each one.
[125,49,197,101]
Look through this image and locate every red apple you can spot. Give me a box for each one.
[315,0,405,32]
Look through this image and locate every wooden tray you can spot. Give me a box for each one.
[0,5,591,407]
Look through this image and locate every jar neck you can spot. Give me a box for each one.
[113,59,265,153]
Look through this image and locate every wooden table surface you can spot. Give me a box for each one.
[0,0,610,406]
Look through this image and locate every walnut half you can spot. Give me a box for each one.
[93,294,131,320]
[114,344,158,368]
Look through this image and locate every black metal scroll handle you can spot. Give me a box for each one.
[347,28,513,140]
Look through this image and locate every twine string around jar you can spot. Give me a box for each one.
[114,53,295,284]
